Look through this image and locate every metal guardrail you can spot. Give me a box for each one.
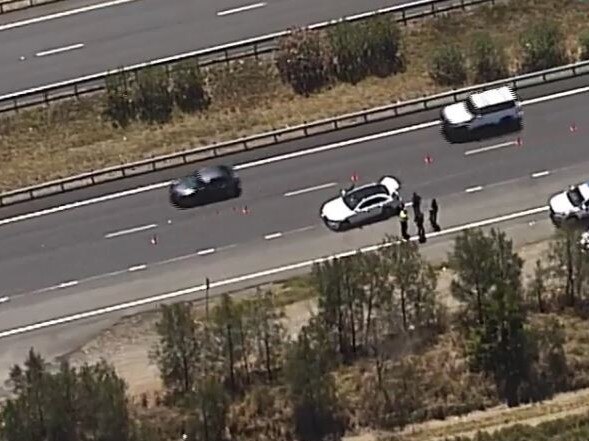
[2,59,589,207]
[0,0,496,113]
[0,0,60,14]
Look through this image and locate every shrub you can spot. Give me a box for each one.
[519,20,568,73]
[362,16,402,77]
[275,28,333,96]
[328,21,368,84]
[104,69,135,128]
[170,60,210,113]
[133,66,174,125]
[329,17,402,84]
[429,44,467,87]
[579,30,589,61]
[470,32,508,83]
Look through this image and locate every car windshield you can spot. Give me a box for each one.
[465,97,478,115]
[180,175,202,189]
[566,187,585,207]
[342,184,386,210]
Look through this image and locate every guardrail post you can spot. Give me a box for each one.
[254,44,259,60]
[224,49,229,64]
[431,2,435,16]
[43,91,49,106]
[401,10,407,25]
[303,122,308,136]
[461,0,466,9]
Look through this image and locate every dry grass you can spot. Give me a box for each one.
[0,0,588,191]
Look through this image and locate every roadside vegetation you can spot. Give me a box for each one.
[0,0,588,191]
[5,227,589,440]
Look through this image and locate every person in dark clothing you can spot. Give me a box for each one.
[399,207,410,241]
[429,198,441,232]
[412,192,422,217]
[415,211,427,243]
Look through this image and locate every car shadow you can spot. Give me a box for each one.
[442,122,523,145]
[170,191,242,210]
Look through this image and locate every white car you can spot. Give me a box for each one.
[440,86,523,141]
[549,181,589,227]
[320,176,403,231]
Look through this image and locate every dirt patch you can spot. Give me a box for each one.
[1,0,588,191]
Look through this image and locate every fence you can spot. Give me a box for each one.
[2,59,589,207]
[0,0,497,113]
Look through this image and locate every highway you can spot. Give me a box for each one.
[0,0,420,95]
[1,82,589,334]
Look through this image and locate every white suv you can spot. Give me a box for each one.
[440,86,523,141]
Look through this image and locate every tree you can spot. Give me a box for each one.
[151,302,203,405]
[0,350,133,441]
[579,30,589,61]
[171,60,211,113]
[133,66,174,124]
[449,229,522,325]
[519,20,567,73]
[328,21,368,84]
[275,28,333,96]
[284,321,345,441]
[104,69,135,128]
[362,16,402,77]
[470,32,508,83]
[429,44,467,87]
[548,228,589,309]
[527,259,548,313]
[246,289,289,382]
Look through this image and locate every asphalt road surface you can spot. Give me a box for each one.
[0,0,422,95]
[1,82,589,336]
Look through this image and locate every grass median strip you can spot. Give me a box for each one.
[1,0,588,193]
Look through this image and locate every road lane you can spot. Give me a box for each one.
[0,89,588,297]
[0,0,420,95]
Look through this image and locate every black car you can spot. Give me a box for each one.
[169,165,241,208]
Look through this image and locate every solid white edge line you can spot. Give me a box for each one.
[464,141,516,156]
[284,182,337,197]
[465,186,483,193]
[197,248,216,256]
[217,2,267,16]
[0,0,140,32]
[1,83,589,228]
[532,170,551,178]
[264,232,283,240]
[0,204,549,339]
[35,43,85,58]
[128,264,147,272]
[104,223,157,239]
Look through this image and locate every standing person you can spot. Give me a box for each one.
[429,198,441,232]
[399,207,410,241]
[412,192,422,218]
[415,211,427,244]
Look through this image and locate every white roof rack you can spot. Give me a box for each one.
[469,86,516,109]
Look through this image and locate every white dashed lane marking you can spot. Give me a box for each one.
[464,140,518,156]
[128,264,147,272]
[532,170,551,178]
[217,2,267,16]
[284,182,337,197]
[35,43,85,58]
[264,232,283,240]
[197,248,216,256]
[465,185,484,193]
[105,223,158,239]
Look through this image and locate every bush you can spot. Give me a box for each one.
[104,69,135,128]
[329,17,402,84]
[133,66,174,125]
[429,44,467,86]
[519,20,568,73]
[470,32,508,83]
[362,16,403,77]
[275,28,333,96]
[328,21,368,84]
[579,30,589,61]
[171,60,210,113]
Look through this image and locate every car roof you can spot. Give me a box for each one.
[194,165,232,183]
[469,86,516,109]
[346,183,387,200]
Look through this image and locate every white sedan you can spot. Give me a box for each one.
[320,176,403,231]
[549,181,589,227]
